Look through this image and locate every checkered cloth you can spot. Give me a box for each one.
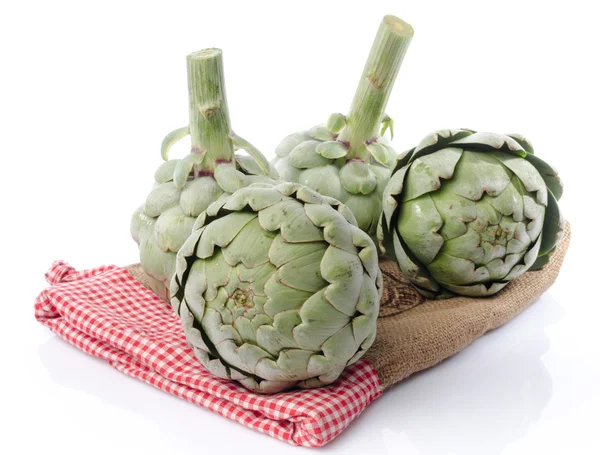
[34,261,383,448]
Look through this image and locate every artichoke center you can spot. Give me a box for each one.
[231,289,253,310]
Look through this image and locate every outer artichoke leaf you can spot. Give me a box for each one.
[259,199,324,242]
[342,193,381,236]
[441,228,484,264]
[274,131,312,158]
[274,349,313,379]
[355,277,380,317]
[183,259,209,319]
[339,161,377,194]
[412,129,473,161]
[303,203,357,254]
[504,234,543,281]
[381,165,408,227]
[139,236,176,283]
[443,151,512,201]
[402,147,463,202]
[223,185,283,212]
[398,195,444,265]
[351,313,376,349]
[154,206,195,252]
[154,159,180,184]
[263,277,313,316]
[320,323,359,364]
[452,132,527,158]
[235,154,264,176]
[441,281,508,297]
[298,166,345,201]
[272,309,303,343]
[430,189,476,240]
[196,211,257,258]
[180,176,224,217]
[276,249,329,293]
[222,340,272,374]
[308,124,335,141]
[315,141,349,159]
[427,252,490,285]
[131,204,155,244]
[288,140,329,169]
[507,134,535,155]
[222,217,275,268]
[483,174,525,222]
[485,252,524,280]
[214,162,246,193]
[490,152,547,205]
[256,325,300,358]
[305,355,343,378]
[273,156,302,183]
[393,233,440,292]
[538,188,565,256]
[294,289,350,351]
[320,247,363,316]
[529,247,554,271]
[201,251,234,302]
[236,262,276,296]
[268,233,327,267]
[524,153,564,201]
[143,182,182,218]
[351,225,380,279]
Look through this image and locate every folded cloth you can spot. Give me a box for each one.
[34,224,570,447]
[34,261,382,448]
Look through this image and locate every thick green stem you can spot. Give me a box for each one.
[338,15,413,161]
[187,49,234,170]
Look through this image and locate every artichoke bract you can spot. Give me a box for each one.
[131,49,277,299]
[272,15,413,238]
[171,183,382,394]
[379,129,565,299]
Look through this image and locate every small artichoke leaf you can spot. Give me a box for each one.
[154,159,180,184]
[180,176,224,217]
[231,133,270,175]
[289,140,329,168]
[258,199,324,242]
[393,230,440,293]
[380,114,395,140]
[308,124,335,141]
[412,129,474,161]
[214,162,246,193]
[315,141,349,159]
[274,131,312,158]
[326,113,347,134]
[160,125,189,161]
[298,166,345,201]
[490,152,547,205]
[196,211,258,259]
[398,195,444,265]
[339,161,377,194]
[154,206,196,253]
[366,142,391,166]
[144,182,182,218]
[320,246,364,316]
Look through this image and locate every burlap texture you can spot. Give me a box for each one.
[127,223,571,392]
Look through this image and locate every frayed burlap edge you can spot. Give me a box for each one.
[126,223,571,392]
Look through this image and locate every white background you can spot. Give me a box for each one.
[1,1,599,453]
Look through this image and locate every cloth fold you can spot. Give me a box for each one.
[34,260,382,448]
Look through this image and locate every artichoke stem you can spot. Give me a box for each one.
[338,15,413,161]
[187,48,234,170]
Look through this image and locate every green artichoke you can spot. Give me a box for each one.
[379,129,565,298]
[131,49,277,297]
[171,183,382,393]
[272,15,413,238]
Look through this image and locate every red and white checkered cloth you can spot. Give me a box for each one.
[34,261,383,448]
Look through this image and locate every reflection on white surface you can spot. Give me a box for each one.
[38,295,564,454]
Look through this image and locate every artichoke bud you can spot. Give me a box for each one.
[378,128,565,298]
[171,183,382,394]
[380,115,394,139]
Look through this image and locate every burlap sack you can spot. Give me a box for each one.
[128,223,570,391]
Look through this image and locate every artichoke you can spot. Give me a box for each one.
[131,49,277,298]
[272,15,413,238]
[171,183,382,393]
[379,129,565,298]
